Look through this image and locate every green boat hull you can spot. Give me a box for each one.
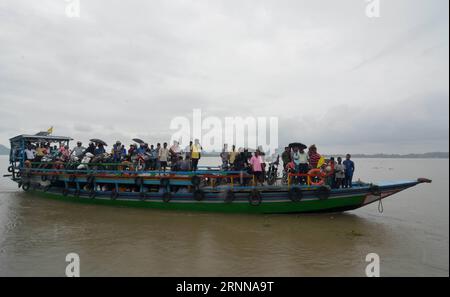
[28,190,368,214]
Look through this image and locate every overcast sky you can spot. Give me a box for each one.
[0,0,448,154]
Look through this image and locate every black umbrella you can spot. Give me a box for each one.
[289,142,307,150]
[132,138,145,144]
[90,139,108,146]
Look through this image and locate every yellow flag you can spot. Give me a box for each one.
[47,126,53,134]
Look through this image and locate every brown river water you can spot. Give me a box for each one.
[0,156,448,276]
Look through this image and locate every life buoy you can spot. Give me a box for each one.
[162,191,172,203]
[160,178,170,188]
[193,189,205,201]
[315,185,331,200]
[248,189,262,206]
[308,169,325,186]
[191,175,201,187]
[288,187,303,202]
[224,190,235,203]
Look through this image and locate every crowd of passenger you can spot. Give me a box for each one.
[19,140,355,188]
[281,144,355,188]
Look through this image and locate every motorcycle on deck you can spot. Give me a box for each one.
[266,155,280,186]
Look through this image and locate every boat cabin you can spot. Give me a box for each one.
[9,134,73,168]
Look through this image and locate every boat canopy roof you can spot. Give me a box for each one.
[9,134,73,144]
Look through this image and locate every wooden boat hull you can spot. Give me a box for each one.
[17,179,428,214]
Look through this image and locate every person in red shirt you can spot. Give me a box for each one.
[308,144,321,169]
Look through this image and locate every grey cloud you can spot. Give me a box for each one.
[0,0,448,154]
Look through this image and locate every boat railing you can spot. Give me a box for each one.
[17,162,253,180]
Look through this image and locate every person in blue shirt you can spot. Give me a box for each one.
[112,141,126,162]
[343,154,355,188]
[137,143,146,155]
[94,144,106,156]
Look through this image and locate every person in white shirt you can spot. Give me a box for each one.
[158,142,170,171]
[24,145,36,161]
[334,157,346,188]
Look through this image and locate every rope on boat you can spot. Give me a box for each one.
[378,198,384,213]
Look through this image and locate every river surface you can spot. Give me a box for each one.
[0,155,448,276]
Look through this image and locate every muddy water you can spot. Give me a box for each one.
[0,156,448,276]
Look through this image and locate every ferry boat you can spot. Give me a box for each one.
[4,134,432,214]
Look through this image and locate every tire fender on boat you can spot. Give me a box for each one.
[7,166,13,173]
[248,189,262,206]
[193,189,205,201]
[41,174,48,182]
[315,185,331,200]
[288,187,303,202]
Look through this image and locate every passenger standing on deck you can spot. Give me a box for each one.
[169,141,181,165]
[112,141,124,162]
[293,147,309,184]
[292,146,301,172]
[220,144,229,169]
[229,145,238,169]
[281,147,291,170]
[185,141,193,160]
[250,151,264,186]
[334,157,345,188]
[308,144,321,169]
[149,144,158,170]
[159,142,170,172]
[155,143,161,170]
[137,143,146,155]
[343,154,355,188]
[191,139,202,171]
